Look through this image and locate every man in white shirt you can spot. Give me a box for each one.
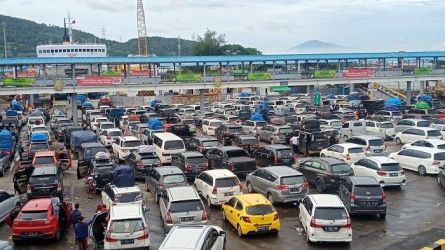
[290,133,300,155]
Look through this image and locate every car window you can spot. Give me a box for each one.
[427,130,441,137]
[235,201,243,211]
[34,156,55,165]
[369,139,384,146]
[314,207,348,220]
[366,121,375,127]
[417,121,431,127]
[163,174,186,184]
[109,219,144,233]
[354,186,383,196]
[170,200,203,213]
[330,163,351,173]
[215,177,238,188]
[115,191,142,203]
[303,197,313,214]
[281,175,305,185]
[246,204,274,215]
[433,152,445,161]
[0,192,10,202]
[348,147,364,154]
[380,163,402,171]
[311,161,322,169]
[412,150,431,159]
[226,197,237,207]
[17,211,48,220]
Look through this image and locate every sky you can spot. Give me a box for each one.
[1,0,445,53]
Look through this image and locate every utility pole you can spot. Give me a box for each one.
[2,22,7,58]
[177,35,181,57]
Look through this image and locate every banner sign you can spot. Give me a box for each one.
[5,71,36,78]
[77,76,123,86]
[129,70,150,76]
[413,67,432,76]
[314,70,336,79]
[3,78,35,87]
[342,68,376,78]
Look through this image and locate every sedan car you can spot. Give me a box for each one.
[320,143,366,165]
[0,190,21,223]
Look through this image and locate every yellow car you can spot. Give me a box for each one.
[222,193,280,237]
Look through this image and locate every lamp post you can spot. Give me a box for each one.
[2,22,7,58]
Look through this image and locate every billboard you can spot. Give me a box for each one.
[76,76,123,86]
[314,70,336,79]
[342,68,376,78]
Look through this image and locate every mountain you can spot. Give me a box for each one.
[0,14,194,57]
[289,40,345,53]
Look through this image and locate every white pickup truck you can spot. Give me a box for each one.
[112,136,142,162]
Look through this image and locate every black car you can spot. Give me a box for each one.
[166,124,192,139]
[252,144,295,167]
[78,143,107,169]
[214,124,245,146]
[63,126,83,148]
[184,136,220,154]
[90,157,115,190]
[171,151,208,181]
[125,149,161,180]
[231,135,259,154]
[206,146,256,176]
[295,157,354,192]
[54,120,74,142]
[338,176,387,218]
[27,166,63,200]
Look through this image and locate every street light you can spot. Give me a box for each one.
[2,22,6,58]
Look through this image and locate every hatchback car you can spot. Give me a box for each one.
[27,166,63,200]
[351,156,406,187]
[257,125,293,144]
[299,194,352,243]
[101,184,144,208]
[171,151,208,181]
[125,146,161,180]
[159,225,226,250]
[159,186,207,232]
[401,139,445,150]
[246,166,309,204]
[222,193,280,237]
[194,169,242,207]
[345,136,386,156]
[99,128,123,147]
[185,136,220,155]
[389,147,445,175]
[252,144,295,167]
[320,143,366,165]
[145,166,187,203]
[394,127,442,145]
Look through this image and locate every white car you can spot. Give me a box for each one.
[320,143,366,165]
[394,119,431,133]
[202,119,223,136]
[365,120,396,139]
[194,169,242,207]
[389,146,445,175]
[374,110,403,120]
[299,194,352,243]
[180,117,196,133]
[351,156,406,187]
[159,225,225,250]
[345,136,386,156]
[402,139,445,150]
[97,121,116,135]
[112,136,142,161]
[101,184,144,208]
[430,124,445,138]
[100,128,123,147]
[394,127,442,145]
[91,116,109,131]
[104,203,149,250]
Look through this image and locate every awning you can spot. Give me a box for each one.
[271,86,291,92]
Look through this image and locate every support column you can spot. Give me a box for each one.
[309,85,315,105]
[364,59,367,68]
[226,62,230,82]
[297,61,301,72]
[272,61,275,80]
[284,61,288,73]
[98,64,103,76]
[28,94,34,106]
[316,60,319,70]
[325,60,328,69]
[199,89,205,113]
[123,64,127,78]
[337,60,341,73]
[350,83,355,92]
[406,81,412,106]
[89,64,93,76]
[419,80,425,94]
[43,64,47,83]
[241,62,245,74]
[383,59,386,69]
[71,93,77,126]
[203,63,206,83]
[219,62,222,75]
[249,62,253,74]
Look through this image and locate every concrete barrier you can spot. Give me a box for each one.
[419,239,445,250]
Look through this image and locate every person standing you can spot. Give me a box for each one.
[75,215,95,250]
[290,133,300,155]
[70,203,82,229]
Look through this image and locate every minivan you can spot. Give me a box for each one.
[152,133,186,164]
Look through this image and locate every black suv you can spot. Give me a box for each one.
[185,136,220,154]
[90,156,115,190]
[171,151,208,181]
[125,149,161,180]
[206,146,256,176]
[252,144,295,167]
[215,124,245,146]
[295,157,354,192]
[338,176,387,218]
[27,166,63,200]
[230,135,258,154]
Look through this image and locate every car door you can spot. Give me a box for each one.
[195,173,207,196]
[159,192,169,222]
[206,149,219,168]
[351,159,368,176]
[299,197,312,229]
[0,191,11,220]
[249,170,264,193]
[225,197,238,226]
[145,170,157,193]
[395,149,416,171]
[101,184,113,207]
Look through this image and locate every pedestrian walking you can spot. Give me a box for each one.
[290,133,300,155]
[75,215,95,250]
[70,203,82,229]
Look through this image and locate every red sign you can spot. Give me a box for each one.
[77,76,123,86]
[5,71,36,78]
[342,68,376,78]
[129,70,150,76]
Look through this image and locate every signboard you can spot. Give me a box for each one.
[5,71,36,78]
[247,72,271,81]
[271,86,291,92]
[413,67,432,76]
[3,78,35,87]
[76,76,123,86]
[214,77,221,87]
[54,80,63,91]
[314,70,336,79]
[129,70,150,76]
[342,68,376,78]
[314,92,321,106]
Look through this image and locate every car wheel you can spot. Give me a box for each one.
[306,231,312,244]
[395,137,402,145]
[54,229,61,241]
[222,210,227,221]
[207,196,213,208]
[247,182,254,193]
[315,179,325,193]
[320,153,325,157]
[0,167,4,177]
[155,194,160,204]
[380,213,386,219]
[267,193,274,205]
[418,165,427,176]
[237,224,243,237]
[437,175,441,185]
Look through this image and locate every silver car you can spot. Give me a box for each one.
[0,190,21,223]
[345,135,386,156]
[145,166,187,203]
[257,125,293,144]
[159,186,207,232]
[246,166,309,204]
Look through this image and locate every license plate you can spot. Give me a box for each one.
[289,188,300,192]
[26,232,38,236]
[389,173,398,177]
[361,201,377,206]
[224,192,233,197]
[322,226,340,232]
[121,239,134,245]
[181,216,194,222]
[374,149,383,153]
[257,226,269,232]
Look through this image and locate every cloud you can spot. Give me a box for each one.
[78,0,134,13]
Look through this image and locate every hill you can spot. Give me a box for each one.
[289,40,345,53]
[0,14,194,57]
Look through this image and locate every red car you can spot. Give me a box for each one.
[98,96,113,107]
[11,198,72,243]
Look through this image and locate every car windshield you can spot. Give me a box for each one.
[354,186,383,196]
[202,140,220,147]
[380,163,402,171]
[30,143,49,151]
[348,147,364,154]
[209,122,222,127]
[380,123,394,128]
[29,175,57,184]
[276,149,293,158]
[427,130,441,137]
[140,157,160,165]
[417,121,432,127]
[330,163,351,173]
[34,156,55,165]
[186,156,207,165]
[182,119,194,125]
[101,124,114,130]
[109,131,123,137]
[279,128,293,134]
[163,174,186,184]
[59,120,71,125]
[17,211,48,220]
[215,177,238,187]
[227,127,243,133]
[241,139,258,146]
[115,192,142,203]
[246,204,274,215]
[281,175,305,185]
[392,112,402,116]
[331,121,343,127]
[255,121,267,127]
[109,219,144,233]
[314,207,348,220]
[170,200,203,213]
[226,150,249,158]
[369,139,384,146]
[94,165,115,174]
[123,140,142,148]
[164,140,185,150]
[434,152,445,161]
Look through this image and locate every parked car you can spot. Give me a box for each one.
[112,136,142,162]
[159,186,207,231]
[144,166,187,203]
[252,144,295,167]
[202,119,223,136]
[101,184,144,208]
[374,110,403,120]
[206,146,257,176]
[99,128,123,147]
[104,203,150,250]
[257,125,292,144]
[70,130,97,155]
[394,127,442,145]
[351,156,406,187]
[242,120,268,136]
[139,128,164,145]
[0,190,21,223]
[394,119,431,133]
[320,143,366,165]
[295,157,354,192]
[78,142,107,167]
[194,169,242,207]
[125,146,161,180]
[27,166,63,200]
[185,136,220,155]
[402,139,445,150]
[62,126,83,148]
[171,151,208,181]
[222,193,280,237]
[389,147,445,175]
[159,225,226,250]
[345,136,386,156]
[299,194,352,243]
[246,166,309,204]
[364,120,396,139]
[214,124,245,146]
[338,176,387,218]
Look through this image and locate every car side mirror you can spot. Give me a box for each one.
[219,231,227,237]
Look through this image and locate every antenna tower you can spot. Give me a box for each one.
[137,0,149,56]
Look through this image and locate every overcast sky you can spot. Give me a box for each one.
[1,0,445,53]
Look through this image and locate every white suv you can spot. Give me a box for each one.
[389,146,445,175]
[394,127,442,145]
[345,136,386,156]
[159,225,226,250]
[104,203,150,249]
[351,156,406,187]
[402,139,445,150]
[320,143,366,165]
[194,169,242,207]
[202,119,223,136]
[101,184,144,208]
[112,136,142,161]
[299,194,352,244]
[100,128,123,147]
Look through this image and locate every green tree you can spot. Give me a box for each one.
[192,29,226,56]
[221,44,262,55]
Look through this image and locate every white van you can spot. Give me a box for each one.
[153,132,186,164]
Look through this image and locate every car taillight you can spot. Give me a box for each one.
[105,229,119,242]
[350,192,356,203]
[27,185,31,193]
[310,217,322,228]
[45,220,51,225]
[157,183,164,189]
[377,170,386,176]
[432,160,441,166]
[273,214,279,221]
[136,228,149,240]
[401,170,405,175]
[382,192,387,203]
[345,154,351,160]
[224,132,232,137]
[293,154,298,162]
[238,181,242,190]
[301,182,309,188]
[203,163,209,170]
[276,184,289,191]
[136,163,144,169]
[166,210,173,224]
[241,216,251,223]
[185,164,193,172]
[212,186,217,195]
[229,162,235,171]
[107,136,111,140]
[272,155,278,164]
[202,209,207,221]
[341,217,352,228]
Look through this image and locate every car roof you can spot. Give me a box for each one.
[154,132,183,140]
[263,166,303,177]
[81,142,105,148]
[348,176,380,185]
[104,128,122,132]
[236,193,270,206]
[155,166,184,175]
[32,166,57,175]
[237,135,257,140]
[402,119,428,122]
[22,198,52,211]
[121,136,140,141]
[100,121,114,124]
[334,143,364,149]
[219,146,244,151]
[365,156,398,164]
[350,135,383,140]
[160,226,216,250]
[180,151,204,157]
[194,136,218,141]
[34,151,56,157]
[111,185,141,193]
[110,203,143,220]
[413,139,445,145]
[167,186,199,201]
[401,146,445,154]
[263,144,291,150]
[204,169,237,178]
[309,194,343,207]
[312,157,345,165]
